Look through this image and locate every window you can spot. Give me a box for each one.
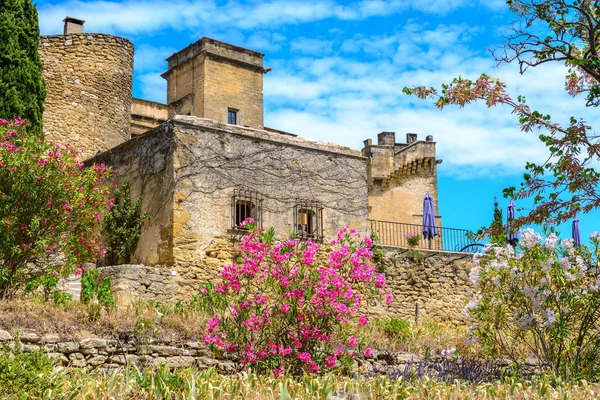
[231,188,262,230]
[228,109,238,125]
[294,200,324,241]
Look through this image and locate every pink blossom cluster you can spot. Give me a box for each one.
[201,223,392,375]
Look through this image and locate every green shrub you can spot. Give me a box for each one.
[81,268,115,309]
[0,349,58,399]
[382,318,411,341]
[102,183,147,265]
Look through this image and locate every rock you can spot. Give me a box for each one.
[19,331,40,343]
[41,334,61,343]
[0,330,12,341]
[87,355,108,366]
[69,353,87,367]
[166,356,195,368]
[57,341,79,353]
[148,345,185,357]
[64,39,72,46]
[79,338,106,350]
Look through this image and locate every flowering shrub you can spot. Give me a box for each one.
[465,229,600,379]
[0,118,112,298]
[200,223,393,375]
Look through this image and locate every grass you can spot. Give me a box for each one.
[0,297,209,343]
[1,355,599,399]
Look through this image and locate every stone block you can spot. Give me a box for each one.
[57,341,80,353]
[0,330,12,341]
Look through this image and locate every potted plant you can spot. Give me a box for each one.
[405,233,420,247]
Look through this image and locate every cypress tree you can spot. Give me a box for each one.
[0,0,46,132]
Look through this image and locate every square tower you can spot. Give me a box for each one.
[161,37,266,129]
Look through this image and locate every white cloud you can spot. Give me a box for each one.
[263,22,600,179]
[37,0,506,35]
[290,38,336,55]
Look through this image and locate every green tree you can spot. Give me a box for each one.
[0,0,46,132]
[491,197,507,244]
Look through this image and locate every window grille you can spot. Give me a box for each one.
[293,199,324,241]
[231,188,262,230]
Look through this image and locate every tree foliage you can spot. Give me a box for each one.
[0,0,46,132]
[102,184,147,266]
[404,0,600,229]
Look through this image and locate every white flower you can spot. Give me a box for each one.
[463,336,478,345]
[516,314,534,329]
[543,309,556,327]
[544,233,558,250]
[565,272,576,282]
[563,238,576,255]
[469,266,480,285]
[441,347,456,357]
[559,257,571,271]
[590,231,600,240]
[521,228,542,248]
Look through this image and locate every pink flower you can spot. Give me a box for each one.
[279,304,290,313]
[297,352,312,363]
[273,365,285,377]
[325,356,337,368]
[347,336,358,347]
[363,348,373,357]
[64,203,73,212]
[358,315,368,327]
[375,273,386,288]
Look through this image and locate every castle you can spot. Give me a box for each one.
[37,17,442,302]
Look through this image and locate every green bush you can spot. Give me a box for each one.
[102,183,147,265]
[80,268,114,309]
[382,318,411,341]
[0,349,58,399]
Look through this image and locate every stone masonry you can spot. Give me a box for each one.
[162,38,265,129]
[88,115,369,298]
[39,33,133,159]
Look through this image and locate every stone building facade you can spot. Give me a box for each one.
[88,116,368,299]
[39,18,133,159]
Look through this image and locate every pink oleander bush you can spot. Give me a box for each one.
[0,118,113,299]
[464,229,600,379]
[200,221,393,375]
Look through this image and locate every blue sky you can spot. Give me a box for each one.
[35,0,600,242]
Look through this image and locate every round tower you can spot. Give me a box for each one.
[39,17,133,159]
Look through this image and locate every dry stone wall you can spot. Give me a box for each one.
[0,328,442,372]
[375,248,474,323]
[39,34,133,159]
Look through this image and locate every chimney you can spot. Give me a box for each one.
[377,131,395,146]
[63,16,85,34]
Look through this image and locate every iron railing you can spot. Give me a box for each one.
[369,220,483,253]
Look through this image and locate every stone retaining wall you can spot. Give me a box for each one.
[376,248,474,323]
[0,329,423,372]
[98,247,474,325]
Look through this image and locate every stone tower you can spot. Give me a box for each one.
[161,38,266,129]
[38,17,134,159]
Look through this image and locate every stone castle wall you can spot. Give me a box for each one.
[39,34,133,159]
